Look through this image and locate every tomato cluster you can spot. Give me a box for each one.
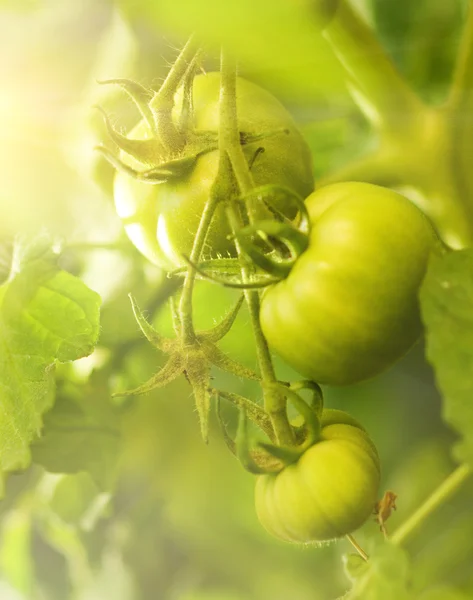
[103,67,439,546]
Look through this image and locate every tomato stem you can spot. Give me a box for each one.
[317,150,405,189]
[219,50,295,447]
[447,1,473,112]
[346,534,369,562]
[390,462,472,547]
[324,0,422,134]
[150,35,199,151]
[323,1,473,249]
[218,56,254,197]
[179,191,220,344]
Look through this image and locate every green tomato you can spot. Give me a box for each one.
[260,182,439,386]
[114,73,314,270]
[255,408,380,543]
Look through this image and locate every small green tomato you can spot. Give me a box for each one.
[255,409,380,543]
[114,73,314,270]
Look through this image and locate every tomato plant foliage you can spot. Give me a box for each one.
[420,249,473,468]
[0,236,100,493]
[2,1,473,600]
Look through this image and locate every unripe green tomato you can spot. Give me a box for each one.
[260,182,439,386]
[255,409,380,544]
[114,73,314,270]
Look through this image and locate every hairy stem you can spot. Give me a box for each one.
[391,463,472,546]
[151,35,199,150]
[179,192,220,345]
[324,0,423,133]
[219,51,294,446]
[346,534,369,562]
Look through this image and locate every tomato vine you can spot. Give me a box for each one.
[4,1,473,598]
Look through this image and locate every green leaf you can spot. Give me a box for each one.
[0,236,101,492]
[343,553,369,583]
[419,250,473,465]
[345,542,412,600]
[31,379,120,491]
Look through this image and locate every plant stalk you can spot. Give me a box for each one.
[448,0,473,111]
[151,35,199,150]
[391,462,472,546]
[324,0,423,133]
[219,50,295,446]
[346,534,369,562]
[179,193,220,345]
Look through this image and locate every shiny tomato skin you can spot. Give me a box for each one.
[260,182,438,385]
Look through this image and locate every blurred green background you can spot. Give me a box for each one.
[1,0,472,599]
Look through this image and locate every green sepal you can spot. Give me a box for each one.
[128,294,165,349]
[148,153,198,179]
[236,410,268,474]
[239,184,311,234]
[235,220,309,278]
[199,295,244,342]
[94,145,173,184]
[257,441,303,466]
[217,399,283,472]
[269,382,321,450]
[95,105,164,166]
[213,389,274,439]
[97,78,156,134]
[177,55,199,134]
[289,380,324,418]
[216,394,237,456]
[170,258,244,279]
[148,35,199,151]
[111,353,183,398]
[203,342,260,381]
[181,254,279,289]
[185,358,212,444]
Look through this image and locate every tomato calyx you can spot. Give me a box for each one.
[95,105,220,183]
[113,294,260,443]
[235,220,309,278]
[95,74,292,187]
[96,78,156,133]
[170,185,312,288]
[258,383,322,466]
[216,380,325,474]
[176,256,281,289]
[235,185,311,278]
